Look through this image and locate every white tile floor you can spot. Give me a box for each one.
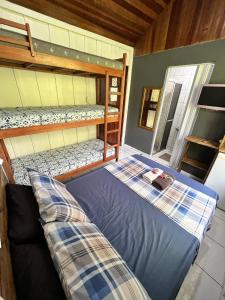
[120,144,225,300]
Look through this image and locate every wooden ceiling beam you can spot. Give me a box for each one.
[96,0,151,29]
[52,0,140,39]
[10,0,135,46]
[153,0,167,9]
[70,0,145,35]
[113,0,155,24]
[113,0,155,23]
[139,0,164,14]
[123,0,159,19]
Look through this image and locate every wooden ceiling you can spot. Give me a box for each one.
[9,0,171,46]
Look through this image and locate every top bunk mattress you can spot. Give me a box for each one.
[0,105,118,130]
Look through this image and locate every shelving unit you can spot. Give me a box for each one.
[178,135,219,182]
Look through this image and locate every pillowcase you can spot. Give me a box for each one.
[44,221,151,300]
[6,184,44,244]
[27,169,90,223]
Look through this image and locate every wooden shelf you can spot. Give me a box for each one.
[178,135,219,182]
[185,135,219,149]
[182,156,208,172]
[219,135,225,153]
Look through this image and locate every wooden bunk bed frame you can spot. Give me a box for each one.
[0,18,127,184]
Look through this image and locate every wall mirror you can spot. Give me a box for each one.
[139,87,161,131]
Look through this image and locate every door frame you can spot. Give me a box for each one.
[169,63,214,169]
[150,63,215,169]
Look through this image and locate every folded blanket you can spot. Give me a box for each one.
[143,168,163,183]
[105,157,217,242]
[152,172,174,191]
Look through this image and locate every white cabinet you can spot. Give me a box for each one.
[205,152,225,211]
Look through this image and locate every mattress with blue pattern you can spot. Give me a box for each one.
[11,139,115,185]
[0,105,118,130]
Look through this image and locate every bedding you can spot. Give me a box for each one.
[10,242,66,300]
[44,221,150,300]
[105,156,216,242]
[66,154,218,300]
[6,184,44,243]
[28,169,90,223]
[11,139,115,185]
[6,155,218,300]
[6,183,66,300]
[0,105,118,130]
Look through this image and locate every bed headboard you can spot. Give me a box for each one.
[0,162,16,300]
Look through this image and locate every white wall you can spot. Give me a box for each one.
[0,0,133,158]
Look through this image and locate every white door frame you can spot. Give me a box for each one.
[169,63,214,169]
[150,63,214,168]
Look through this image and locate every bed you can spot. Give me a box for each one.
[0,105,118,130]
[11,139,115,185]
[5,154,217,300]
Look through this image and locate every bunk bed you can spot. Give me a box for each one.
[0,18,127,185]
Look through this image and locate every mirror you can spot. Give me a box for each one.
[139,87,161,131]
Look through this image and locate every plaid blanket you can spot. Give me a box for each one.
[105,157,216,242]
[44,221,150,300]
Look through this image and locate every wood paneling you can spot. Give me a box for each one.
[9,0,170,46]
[135,0,225,56]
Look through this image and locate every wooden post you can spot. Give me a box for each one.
[0,140,14,183]
[103,72,109,161]
[26,23,35,57]
[116,53,127,161]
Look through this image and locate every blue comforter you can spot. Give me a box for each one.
[66,155,217,300]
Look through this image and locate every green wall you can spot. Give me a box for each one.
[125,39,225,155]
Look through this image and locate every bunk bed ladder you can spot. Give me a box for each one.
[103,53,127,162]
[0,18,35,57]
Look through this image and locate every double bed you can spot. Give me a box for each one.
[5,154,218,300]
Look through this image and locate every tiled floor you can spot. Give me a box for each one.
[177,209,225,300]
[120,144,225,300]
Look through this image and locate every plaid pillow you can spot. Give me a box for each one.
[44,221,150,300]
[28,169,90,223]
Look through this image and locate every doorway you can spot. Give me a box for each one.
[151,63,214,169]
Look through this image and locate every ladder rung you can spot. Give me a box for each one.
[107,144,119,149]
[109,91,121,95]
[107,119,119,123]
[106,112,120,116]
[107,129,119,134]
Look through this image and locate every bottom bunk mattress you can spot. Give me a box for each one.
[11,139,115,185]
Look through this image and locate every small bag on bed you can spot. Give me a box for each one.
[152,172,174,191]
[44,221,150,300]
[28,169,90,223]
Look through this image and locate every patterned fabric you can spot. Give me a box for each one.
[28,169,90,223]
[0,105,118,130]
[12,139,115,185]
[105,157,217,242]
[44,221,150,300]
[0,29,123,71]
